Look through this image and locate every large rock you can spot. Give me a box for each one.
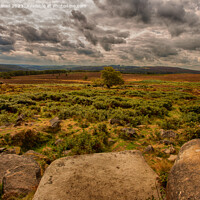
[167,139,200,199]
[33,151,161,200]
[0,154,41,199]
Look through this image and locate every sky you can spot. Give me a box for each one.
[0,0,200,70]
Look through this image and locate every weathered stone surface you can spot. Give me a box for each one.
[160,130,177,139]
[163,145,176,155]
[144,145,154,153]
[49,117,61,128]
[0,154,41,199]
[33,151,161,200]
[14,114,26,127]
[167,139,200,199]
[120,128,137,139]
[24,150,50,170]
[167,155,177,162]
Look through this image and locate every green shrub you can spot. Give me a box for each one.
[183,112,200,123]
[180,105,200,114]
[71,132,107,155]
[184,127,200,140]
[10,130,51,151]
[158,117,183,130]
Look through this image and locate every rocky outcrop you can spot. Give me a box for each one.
[33,151,161,200]
[167,139,200,199]
[144,145,154,153]
[48,117,61,132]
[120,128,137,140]
[160,130,177,139]
[14,114,26,127]
[0,154,41,199]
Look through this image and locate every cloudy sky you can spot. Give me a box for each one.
[0,0,200,69]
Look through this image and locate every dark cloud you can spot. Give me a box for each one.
[83,30,98,45]
[93,0,152,23]
[76,48,103,58]
[61,40,76,48]
[150,42,178,57]
[93,0,200,37]
[0,36,15,45]
[0,25,7,32]
[124,36,178,63]
[71,10,128,51]
[0,45,14,53]
[71,10,96,30]
[0,0,199,67]
[25,47,33,53]
[99,35,126,51]
[157,1,185,23]
[175,35,200,50]
[0,36,15,53]
[18,25,61,43]
[116,31,130,38]
[38,50,46,57]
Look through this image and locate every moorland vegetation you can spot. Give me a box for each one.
[0,68,200,199]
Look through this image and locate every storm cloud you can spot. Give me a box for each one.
[18,25,61,43]
[0,0,199,68]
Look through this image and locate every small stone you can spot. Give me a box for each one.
[0,147,7,153]
[50,117,61,128]
[168,155,177,162]
[144,145,154,153]
[62,150,72,156]
[164,148,171,154]
[14,114,26,127]
[120,128,137,139]
[109,118,123,126]
[55,139,64,146]
[160,140,173,145]
[169,145,176,154]
[48,117,61,132]
[164,145,176,154]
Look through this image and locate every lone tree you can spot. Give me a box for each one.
[101,67,124,88]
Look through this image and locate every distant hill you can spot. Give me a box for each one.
[115,66,200,74]
[0,64,27,72]
[21,65,200,74]
[1,64,200,74]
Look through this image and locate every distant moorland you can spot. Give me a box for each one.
[0,64,200,74]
